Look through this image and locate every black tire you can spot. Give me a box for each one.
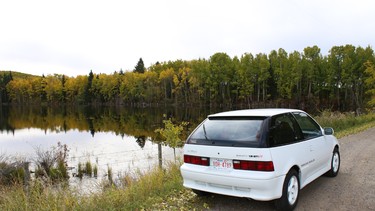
[275,169,300,211]
[192,189,210,196]
[325,147,340,177]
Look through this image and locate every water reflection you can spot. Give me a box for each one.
[1,128,176,172]
[0,105,218,178]
[0,105,213,138]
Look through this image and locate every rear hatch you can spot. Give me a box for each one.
[184,116,275,173]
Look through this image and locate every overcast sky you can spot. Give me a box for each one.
[0,0,374,77]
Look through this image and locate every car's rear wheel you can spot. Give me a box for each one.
[275,169,299,211]
[326,147,340,177]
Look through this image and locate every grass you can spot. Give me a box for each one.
[0,159,26,186]
[85,161,93,177]
[93,165,98,178]
[34,142,69,182]
[0,161,205,210]
[0,111,374,210]
[315,111,375,138]
[77,160,98,179]
[0,181,78,210]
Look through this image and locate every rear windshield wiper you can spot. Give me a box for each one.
[202,123,211,142]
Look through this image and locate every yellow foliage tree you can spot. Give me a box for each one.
[364,61,375,108]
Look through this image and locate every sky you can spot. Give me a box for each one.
[0,0,374,77]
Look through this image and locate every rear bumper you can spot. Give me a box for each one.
[180,164,285,201]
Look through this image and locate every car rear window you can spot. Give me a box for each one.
[186,117,266,147]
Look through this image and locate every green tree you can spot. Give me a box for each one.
[120,72,147,104]
[209,53,234,105]
[253,53,270,102]
[159,68,175,102]
[40,74,47,103]
[61,75,67,103]
[364,61,375,109]
[84,70,94,104]
[328,46,345,109]
[302,46,323,99]
[144,71,159,104]
[231,56,241,104]
[173,67,191,104]
[134,58,145,73]
[343,45,374,114]
[0,71,13,104]
[271,48,291,100]
[94,73,121,103]
[238,53,255,105]
[189,59,210,105]
[155,118,188,161]
[288,51,303,102]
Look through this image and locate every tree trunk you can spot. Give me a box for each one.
[262,81,266,102]
[158,143,162,168]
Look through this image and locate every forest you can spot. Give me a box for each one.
[1,44,375,113]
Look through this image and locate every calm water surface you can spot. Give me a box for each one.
[1,128,178,174]
[0,105,216,183]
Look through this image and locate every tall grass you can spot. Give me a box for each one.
[0,162,184,210]
[0,155,27,186]
[85,162,184,210]
[107,165,113,184]
[93,165,98,178]
[315,111,375,138]
[85,161,93,177]
[77,160,97,179]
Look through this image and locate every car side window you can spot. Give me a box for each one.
[269,113,302,147]
[292,112,322,139]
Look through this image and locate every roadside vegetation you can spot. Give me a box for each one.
[316,110,375,138]
[0,111,374,210]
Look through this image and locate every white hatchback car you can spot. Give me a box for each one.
[180,109,340,210]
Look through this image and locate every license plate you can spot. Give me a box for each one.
[211,158,233,169]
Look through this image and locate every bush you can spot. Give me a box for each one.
[0,155,28,185]
[34,142,69,182]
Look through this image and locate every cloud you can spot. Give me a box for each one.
[0,0,374,76]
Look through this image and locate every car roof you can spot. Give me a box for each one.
[208,108,304,118]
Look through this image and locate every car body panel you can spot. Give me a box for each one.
[181,144,285,200]
[181,163,285,200]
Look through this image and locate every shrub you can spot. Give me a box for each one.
[0,155,28,185]
[34,142,69,182]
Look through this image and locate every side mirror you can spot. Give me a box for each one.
[324,127,334,135]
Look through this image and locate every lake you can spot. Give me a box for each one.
[0,105,219,184]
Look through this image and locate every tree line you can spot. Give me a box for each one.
[1,44,375,113]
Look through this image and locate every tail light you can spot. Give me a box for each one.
[233,160,274,171]
[184,155,209,166]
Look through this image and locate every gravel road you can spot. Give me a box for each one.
[206,127,375,211]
